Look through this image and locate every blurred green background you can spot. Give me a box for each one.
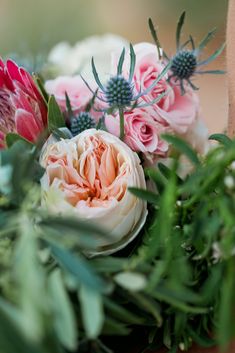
[0,0,229,132]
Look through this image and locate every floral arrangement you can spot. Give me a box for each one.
[0,12,234,353]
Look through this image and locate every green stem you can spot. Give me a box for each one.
[119,108,125,140]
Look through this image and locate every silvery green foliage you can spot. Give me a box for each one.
[0,133,235,353]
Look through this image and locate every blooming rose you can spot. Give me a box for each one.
[45,75,93,113]
[0,59,47,147]
[47,34,128,81]
[121,42,199,135]
[40,129,147,255]
[105,106,169,158]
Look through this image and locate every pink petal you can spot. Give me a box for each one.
[15,109,42,142]
[6,60,24,85]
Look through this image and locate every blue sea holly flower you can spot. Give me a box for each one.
[65,91,96,136]
[70,112,96,136]
[81,44,171,140]
[149,12,225,95]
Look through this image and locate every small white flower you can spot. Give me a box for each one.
[224,175,234,189]
[179,342,185,351]
[230,161,235,170]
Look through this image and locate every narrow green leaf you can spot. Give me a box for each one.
[148,18,162,59]
[49,242,105,292]
[145,168,165,193]
[102,317,131,336]
[217,258,235,350]
[162,134,200,166]
[129,187,159,204]
[49,269,77,350]
[79,285,104,339]
[6,133,33,148]
[14,223,47,342]
[48,95,65,132]
[198,28,217,52]
[130,292,162,327]
[103,298,144,325]
[129,43,136,82]
[117,48,125,75]
[198,42,226,66]
[91,57,104,91]
[0,303,43,353]
[65,92,73,118]
[176,11,186,49]
[196,70,226,74]
[209,133,232,147]
[33,74,49,103]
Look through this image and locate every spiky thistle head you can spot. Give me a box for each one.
[149,12,225,95]
[70,112,96,136]
[171,50,197,80]
[104,75,134,108]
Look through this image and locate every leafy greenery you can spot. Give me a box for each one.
[0,134,235,353]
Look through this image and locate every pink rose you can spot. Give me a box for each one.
[106,107,169,157]
[130,43,199,134]
[40,129,147,255]
[45,75,93,113]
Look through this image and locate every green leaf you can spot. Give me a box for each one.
[198,28,217,52]
[114,272,147,291]
[91,57,104,91]
[129,187,159,204]
[48,95,65,132]
[49,242,105,292]
[129,43,136,82]
[130,292,162,327]
[33,74,49,103]
[117,47,125,75]
[14,220,47,342]
[162,134,200,166]
[176,11,186,49]
[5,133,33,148]
[145,168,165,193]
[198,42,226,66]
[79,285,104,339]
[102,317,131,336]
[209,133,232,147]
[65,92,73,118]
[148,18,162,59]
[196,70,226,75]
[217,258,235,350]
[103,298,144,325]
[0,302,44,353]
[48,269,77,350]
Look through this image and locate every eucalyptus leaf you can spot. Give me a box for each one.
[79,285,104,339]
[48,269,77,350]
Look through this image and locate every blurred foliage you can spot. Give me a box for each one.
[0,129,235,352]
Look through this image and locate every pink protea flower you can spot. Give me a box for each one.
[0,59,47,148]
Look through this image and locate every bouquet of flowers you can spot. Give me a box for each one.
[0,10,234,353]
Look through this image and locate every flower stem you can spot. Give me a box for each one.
[119,108,125,140]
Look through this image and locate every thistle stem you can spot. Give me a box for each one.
[119,108,125,140]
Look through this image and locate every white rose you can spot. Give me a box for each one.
[47,34,128,81]
[40,129,147,256]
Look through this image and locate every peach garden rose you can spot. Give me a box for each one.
[40,129,147,255]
